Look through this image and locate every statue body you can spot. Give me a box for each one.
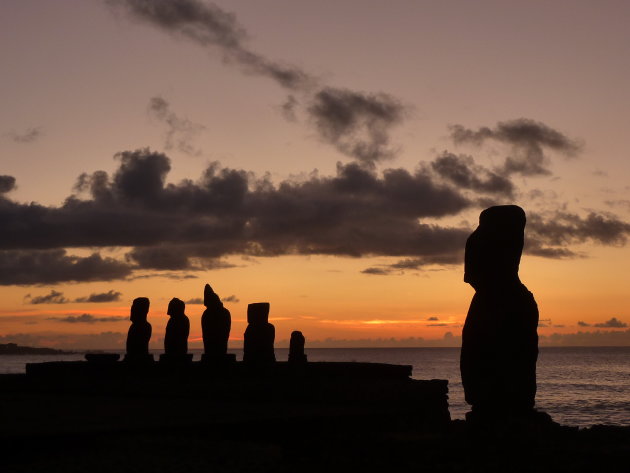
[460,205,539,418]
[125,297,152,358]
[243,302,275,363]
[164,298,190,356]
[201,284,231,358]
[288,330,307,363]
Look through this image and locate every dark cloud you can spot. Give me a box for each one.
[148,96,204,155]
[185,297,203,304]
[361,267,391,276]
[2,146,629,284]
[47,313,125,324]
[450,119,581,176]
[390,254,463,269]
[75,290,122,303]
[361,253,464,276]
[0,148,470,262]
[575,319,626,329]
[126,246,194,270]
[27,290,68,305]
[132,272,198,281]
[308,88,405,166]
[6,127,43,144]
[594,317,627,328]
[427,317,439,321]
[0,250,132,286]
[125,246,236,271]
[430,152,513,197]
[0,176,16,194]
[222,295,239,303]
[526,211,630,257]
[108,0,406,166]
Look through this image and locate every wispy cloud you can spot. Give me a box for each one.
[75,290,122,303]
[47,313,125,324]
[185,297,203,304]
[26,290,68,305]
[5,127,43,144]
[450,118,581,176]
[148,96,205,155]
[590,317,627,328]
[107,0,405,166]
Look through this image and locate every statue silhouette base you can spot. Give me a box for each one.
[123,353,155,363]
[201,353,236,364]
[85,353,120,364]
[465,407,557,432]
[288,354,308,364]
[159,353,193,364]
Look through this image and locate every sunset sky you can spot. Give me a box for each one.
[2,0,630,349]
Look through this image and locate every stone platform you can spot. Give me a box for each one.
[1,360,450,439]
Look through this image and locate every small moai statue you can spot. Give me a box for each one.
[201,283,232,362]
[162,298,191,362]
[124,297,153,362]
[288,330,307,364]
[243,302,275,363]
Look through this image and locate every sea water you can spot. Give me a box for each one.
[1,346,628,427]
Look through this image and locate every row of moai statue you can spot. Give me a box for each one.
[125,283,307,364]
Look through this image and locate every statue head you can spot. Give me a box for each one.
[130,297,150,323]
[204,283,223,308]
[247,302,270,324]
[167,297,185,317]
[464,205,526,289]
[290,330,305,348]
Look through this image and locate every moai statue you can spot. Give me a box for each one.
[460,205,539,423]
[124,297,153,362]
[201,284,232,362]
[243,302,275,363]
[288,330,307,364]
[162,298,190,361]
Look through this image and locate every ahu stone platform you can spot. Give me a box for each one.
[1,358,450,440]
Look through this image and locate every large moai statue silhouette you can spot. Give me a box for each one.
[288,330,307,364]
[201,284,231,361]
[460,205,539,421]
[243,302,276,363]
[124,297,153,362]
[163,298,190,357]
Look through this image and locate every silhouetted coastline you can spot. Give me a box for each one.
[0,343,75,356]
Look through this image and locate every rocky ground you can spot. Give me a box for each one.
[1,366,628,472]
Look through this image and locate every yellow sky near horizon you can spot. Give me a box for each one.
[2,243,629,349]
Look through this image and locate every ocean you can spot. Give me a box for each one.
[2,346,628,427]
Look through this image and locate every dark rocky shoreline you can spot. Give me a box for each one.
[1,362,628,472]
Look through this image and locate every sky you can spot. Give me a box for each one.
[1,0,630,349]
